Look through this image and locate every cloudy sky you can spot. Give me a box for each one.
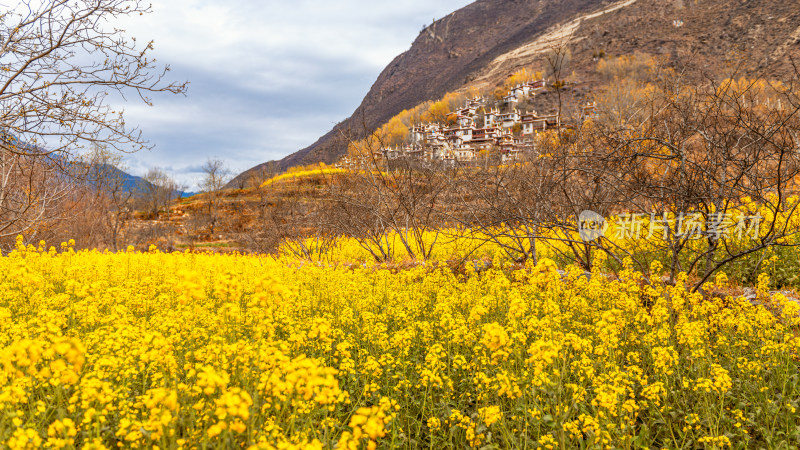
[115,1,473,189]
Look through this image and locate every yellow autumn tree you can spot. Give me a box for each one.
[716,77,789,111]
[424,99,452,124]
[465,86,482,99]
[596,52,657,82]
[592,53,660,127]
[380,117,410,147]
[502,68,544,91]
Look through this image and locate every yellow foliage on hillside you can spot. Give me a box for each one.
[502,67,543,91]
[596,52,658,82]
[260,163,344,187]
[345,91,471,154]
[716,77,790,109]
[592,53,660,125]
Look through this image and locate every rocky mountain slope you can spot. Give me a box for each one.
[230,0,800,185]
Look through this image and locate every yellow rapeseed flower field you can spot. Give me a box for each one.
[260,167,345,188]
[2,235,800,449]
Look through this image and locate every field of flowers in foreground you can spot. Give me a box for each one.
[2,241,800,449]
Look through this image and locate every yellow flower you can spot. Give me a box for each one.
[651,346,679,376]
[698,435,731,448]
[6,428,42,450]
[3,226,800,449]
[479,405,503,426]
[481,322,510,353]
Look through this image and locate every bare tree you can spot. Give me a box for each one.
[0,1,187,240]
[449,149,557,265]
[79,144,134,251]
[197,158,231,236]
[0,136,72,247]
[543,42,572,120]
[543,61,800,290]
[136,167,180,219]
[239,178,335,259]
[324,122,454,262]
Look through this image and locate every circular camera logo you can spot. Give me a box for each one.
[578,210,607,242]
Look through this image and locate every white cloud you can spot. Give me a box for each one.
[111,0,473,189]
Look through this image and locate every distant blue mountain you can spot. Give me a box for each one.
[1,131,194,198]
[91,164,196,198]
[94,164,144,193]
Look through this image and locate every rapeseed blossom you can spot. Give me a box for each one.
[0,238,799,448]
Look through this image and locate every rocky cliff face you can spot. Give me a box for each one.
[230,0,800,185]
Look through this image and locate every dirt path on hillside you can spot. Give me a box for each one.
[468,0,640,90]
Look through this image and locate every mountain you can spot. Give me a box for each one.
[1,132,195,198]
[93,165,196,198]
[93,164,149,193]
[230,0,800,185]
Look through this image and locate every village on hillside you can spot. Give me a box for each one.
[336,78,598,168]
